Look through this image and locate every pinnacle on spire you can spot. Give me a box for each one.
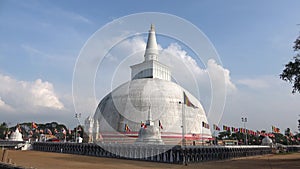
[150,23,155,31]
[146,106,154,126]
[144,24,158,61]
[148,106,152,121]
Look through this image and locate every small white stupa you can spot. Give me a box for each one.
[9,128,23,141]
[262,136,273,145]
[135,107,164,145]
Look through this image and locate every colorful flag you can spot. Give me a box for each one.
[202,121,209,129]
[257,130,261,135]
[239,128,246,133]
[268,133,275,138]
[141,121,146,128]
[159,120,163,129]
[61,128,66,135]
[183,92,197,108]
[223,125,226,130]
[47,129,52,135]
[213,124,220,131]
[230,127,237,133]
[272,126,280,133]
[223,125,230,131]
[125,124,131,132]
[32,122,38,129]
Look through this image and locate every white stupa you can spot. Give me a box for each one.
[262,136,273,145]
[135,106,164,145]
[85,116,94,143]
[94,24,212,144]
[9,128,23,141]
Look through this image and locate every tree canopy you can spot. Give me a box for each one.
[280,35,300,93]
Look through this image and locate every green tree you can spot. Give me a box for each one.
[285,128,291,136]
[218,131,231,140]
[0,122,8,139]
[280,35,300,93]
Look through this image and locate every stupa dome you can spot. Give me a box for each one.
[93,24,212,144]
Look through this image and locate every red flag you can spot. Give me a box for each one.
[47,129,52,135]
[202,122,209,129]
[213,124,220,131]
[159,120,163,129]
[32,122,38,129]
[141,121,146,128]
[61,128,66,135]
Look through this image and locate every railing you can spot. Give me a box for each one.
[32,142,275,164]
[0,141,25,149]
[286,145,300,152]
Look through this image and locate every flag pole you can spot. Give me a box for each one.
[202,122,204,146]
[180,94,187,166]
[212,130,216,145]
[182,102,187,165]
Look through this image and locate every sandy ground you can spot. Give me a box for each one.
[1,150,300,169]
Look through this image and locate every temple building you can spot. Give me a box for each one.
[92,24,212,144]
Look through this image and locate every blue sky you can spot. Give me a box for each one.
[1,0,300,133]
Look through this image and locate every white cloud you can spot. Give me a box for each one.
[207,59,236,93]
[237,78,270,89]
[53,8,92,24]
[0,73,64,112]
[120,36,147,54]
[0,97,14,112]
[30,79,64,109]
[161,43,206,76]
[21,44,46,57]
[159,43,236,93]
[158,42,236,125]
[19,1,92,24]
